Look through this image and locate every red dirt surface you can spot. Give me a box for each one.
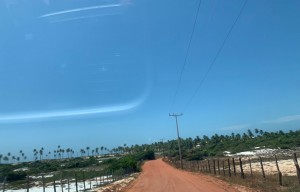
[126,159,240,192]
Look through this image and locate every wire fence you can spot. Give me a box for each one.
[0,168,134,192]
[166,152,300,186]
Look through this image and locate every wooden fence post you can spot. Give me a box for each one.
[274,155,282,186]
[26,175,30,192]
[2,176,7,192]
[67,178,70,192]
[213,159,216,174]
[222,160,225,176]
[199,161,202,172]
[192,161,195,171]
[239,157,245,179]
[217,159,220,175]
[227,158,231,177]
[207,160,211,174]
[74,173,78,192]
[53,174,56,192]
[60,172,64,192]
[248,157,253,177]
[82,172,86,190]
[232,158,236,176]
[293,153,300,184]
[259,156,266,179]
[197,161,200,171]
[96,175,98,185]
[42,175,45,192]
[89,178,92,189]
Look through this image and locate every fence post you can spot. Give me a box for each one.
[217,159,220,175]
[197,161,200,171]
[259,156,266,179]
[82,172,86,190]
[53,174,56,192]
[26,175,30,192]
[232,158,236,176]
[42,174,45,192]
[248,157,253,177]
[274,155,282,186]
[213,160,216,174]
[67,178,70,192]
[60,172,64,192]
[222,160,225,176]
[2,176,7,192]
[207,160,211,174]
[96,174,98,185]
[74,173,78,192]
[293,153,300,184]
[227,158,231,177]
[239,157,245,179]
[89,177,92,189]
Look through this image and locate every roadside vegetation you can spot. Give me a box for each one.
[0,128,299,190]
[0,150,154,190]
[158,129,300,160]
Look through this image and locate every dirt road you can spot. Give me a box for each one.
[126,159,239,192]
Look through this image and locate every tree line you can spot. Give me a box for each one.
[1,129,299,164]
[149,129,300,160]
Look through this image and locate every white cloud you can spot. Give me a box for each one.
[262,114,300,124]
[220,124,249,131]
[39,4,121,18]
[0,96,146,123]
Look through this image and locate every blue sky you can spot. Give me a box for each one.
[0,0,300,158]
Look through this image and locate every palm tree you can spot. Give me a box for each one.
[19,150,23,161]
[247,129,254,138]
[61,149,65,159]
[86,147,90,156]
[39,147,44,160]
[0,154,3,163]
[12,156,16,163]
[259,129,264,136]
[100,146,104,155]
[3,156,9,164]
[57,145,61,159]
[33,149,37,160]
[80,149,85,157]
[7,153,11,163]
[21,153,25,162]
[124,144,127,153]
[95,147,99,156]
[66,148,70,158]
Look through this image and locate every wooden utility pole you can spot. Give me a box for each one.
[169,113,183,169]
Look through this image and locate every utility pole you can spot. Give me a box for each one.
[169,113,183,169]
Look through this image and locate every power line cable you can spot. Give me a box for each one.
[183,0,248,112]
[169,0,202,112]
